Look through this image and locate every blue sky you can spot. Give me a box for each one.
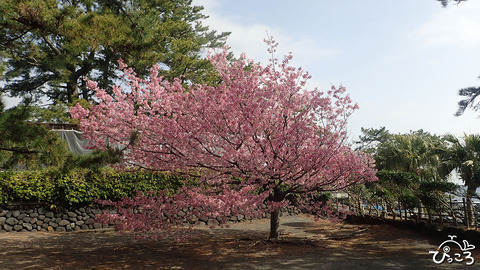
[193,0,480,141]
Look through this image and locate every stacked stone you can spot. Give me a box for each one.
[0,205,113,232]
[0,203,302,233]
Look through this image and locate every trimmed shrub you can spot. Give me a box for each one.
[0,168,187,207]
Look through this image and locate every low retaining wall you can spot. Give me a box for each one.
[0,204,113,232]
[346,215,480,246]
[0,203,300,233]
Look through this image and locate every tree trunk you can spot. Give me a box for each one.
[417,203,422,222]
[66,80,78,104]
[269,187,284,239]
[66,64,79,103]
[427,208,432,225]
[66,55,93,103]
[463,198,469,227]
[81,77,89,100]
[397,201,402,220]
[466,185,475,228]
[358,199,363,215]
[270,208,280,239]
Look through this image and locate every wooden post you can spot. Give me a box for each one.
[475,207,478,230]
[474,201,478,230]
[450,196,458,227]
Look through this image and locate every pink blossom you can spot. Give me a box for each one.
[72,37,377,239]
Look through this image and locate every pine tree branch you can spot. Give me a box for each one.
[0,146,38,154]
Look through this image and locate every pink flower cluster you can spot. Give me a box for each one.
[96,186,268,240]
[71,37,377,238]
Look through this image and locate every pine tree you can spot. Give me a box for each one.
[0,98,69,169]
[0,0,229,105]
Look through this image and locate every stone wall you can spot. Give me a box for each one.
[0,204,112,232]
[0,203,300,233]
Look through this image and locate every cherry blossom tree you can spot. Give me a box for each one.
[71,38,377,239]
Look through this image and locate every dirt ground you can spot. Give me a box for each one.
[0,214,477,269]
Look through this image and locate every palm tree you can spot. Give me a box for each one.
[441,133,480,227]
[375,131,454,222]
[376,131,446,180]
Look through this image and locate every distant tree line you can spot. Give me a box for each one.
[352,127,480,226]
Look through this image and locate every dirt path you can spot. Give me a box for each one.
[0,214,475,269]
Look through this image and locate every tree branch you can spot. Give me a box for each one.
[0,146,38,154]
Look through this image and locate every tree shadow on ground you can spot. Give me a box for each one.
[0,217,474,270]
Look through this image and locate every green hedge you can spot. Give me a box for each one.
[0,168,187,207]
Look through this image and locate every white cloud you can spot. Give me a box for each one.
[194,0,337,68]
[413,1,480,48]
